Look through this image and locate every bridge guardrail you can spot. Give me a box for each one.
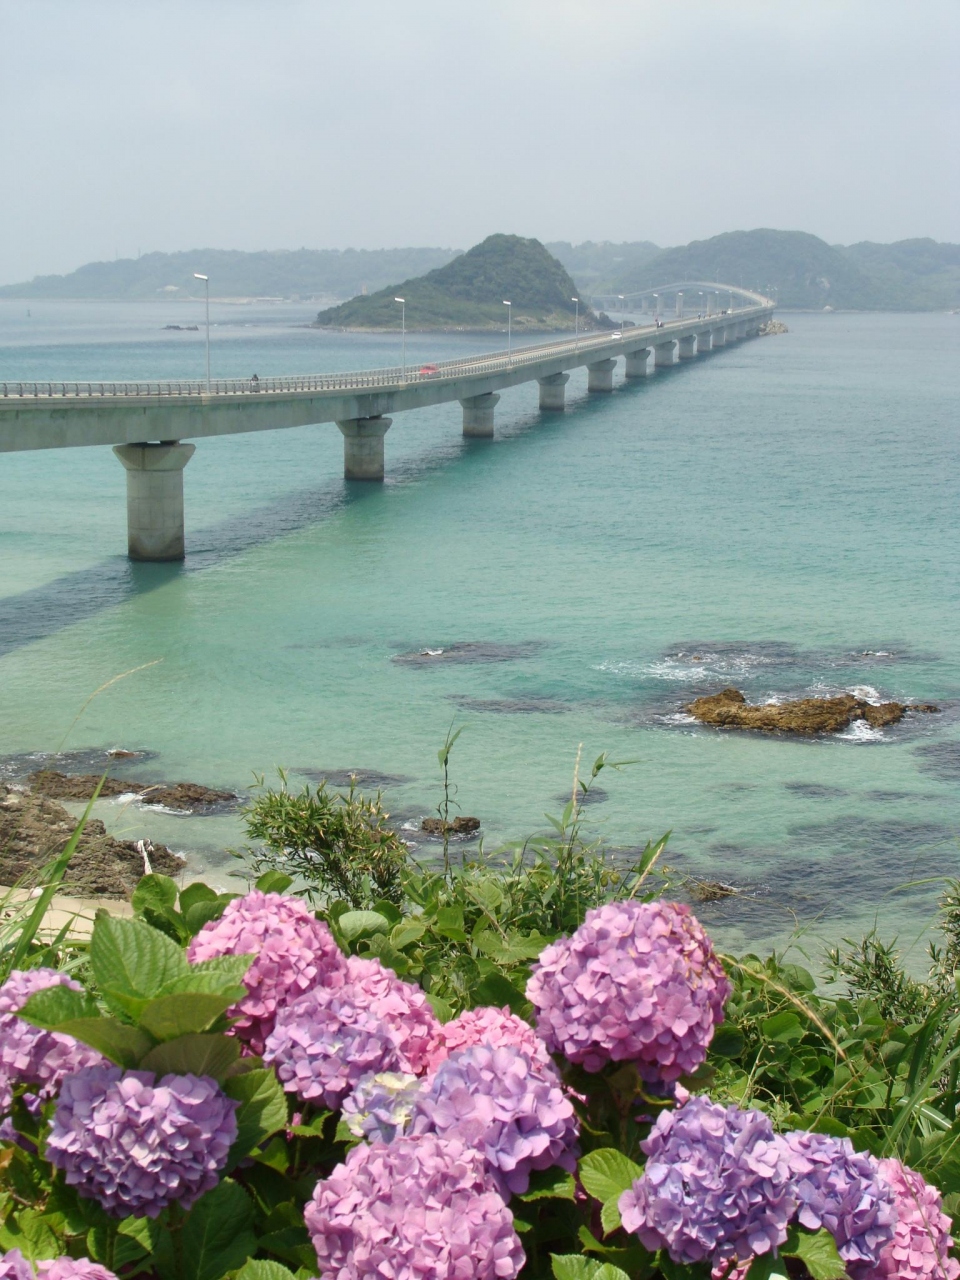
[0,305,769,402]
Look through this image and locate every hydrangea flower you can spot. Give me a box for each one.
[424,1005,552,1075]
[784,1130,896,1268]
[186,890,346,1053]
[0,969,106,1114]
[37,1262,119,1280]
[410,1044,579,1197]
[526,900,731,1080]
[340,956,440,1075]
[47,1067,238,1217]
[0,1251,34,1280]
[305,1133,525,1280]
[850,1158,960,1280]
[619,1095,797,1266]
[341,1070,423,1142]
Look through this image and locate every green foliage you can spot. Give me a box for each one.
[130,875,239,943]
[243,772,408,909]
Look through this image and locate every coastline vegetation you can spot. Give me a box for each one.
[1,751,959,1280]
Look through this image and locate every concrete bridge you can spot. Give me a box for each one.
[0,287,774,561]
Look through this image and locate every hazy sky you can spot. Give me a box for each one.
[2,0,957,284]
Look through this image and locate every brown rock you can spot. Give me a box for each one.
[0,783,184,899]
[27,771,236,812]
[685,686,930,735]
[420,816,481,836]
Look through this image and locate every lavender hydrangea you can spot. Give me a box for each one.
[0,969,106,1113]
[305,1133,525,1280]
[410,1043,579,1197]
[619,1095,797,1266]
[46,1067,238,1217]
[186,890,347,1053]
[340,956,440,1075]
[36,1262,119,1280]
[341,1070,423,1142]
[784,1130,897,1268]
[264,984,408,1109]
[0,1251,34,1280]
[850,1158,960,1280]
[424,1005,552,1075]
[526,899,731,1080]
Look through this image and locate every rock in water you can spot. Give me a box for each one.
[27,771,236,812]
[420,816,481,836]
[686,687,939,735]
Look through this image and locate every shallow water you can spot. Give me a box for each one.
[1,300,958,965]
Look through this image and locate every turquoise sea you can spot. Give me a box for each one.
[1,299,958,963]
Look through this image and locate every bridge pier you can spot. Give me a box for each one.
[654,341,677,368]
[537,373,569,411]
[624,348,651,378]
[337,416,392,479]
[696,331,713,353]
[113,442,195,562]
[587,359,617,392]
[460,393,500,438]
[678,335,697,361]
[711,328,727,347]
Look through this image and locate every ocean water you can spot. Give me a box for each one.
[1,298,958,964]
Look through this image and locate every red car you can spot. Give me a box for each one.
[419,364,439,376]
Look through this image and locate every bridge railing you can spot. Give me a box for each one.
[0,305,769,401]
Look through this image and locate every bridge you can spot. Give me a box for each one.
[0,286,775,561]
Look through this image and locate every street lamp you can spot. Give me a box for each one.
[503,300,511,356]
[653,292,659,320]
[394,297,406,378]
[193,273,210,391]
[571,297,579,350]
[618,295,625,335]
[698,291,704,318]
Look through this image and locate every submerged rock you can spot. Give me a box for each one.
[0,783,184,899]
[27,770,237,813]
[420,816,481,837]
[686,687,940,735]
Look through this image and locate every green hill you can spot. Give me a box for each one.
[839,239,960,309]
[313,234,599,331]
[0,247,461,301]
[546,240,661,292]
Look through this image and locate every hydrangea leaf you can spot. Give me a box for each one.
[139,1031,241,1079]
[90,915,189,1012]
[156,1179,257,1280]
[710,1023,746,1057]
[255,870,294,895]
[132,873,180,912]
[578,1148,643,1204]
[138,992,239,1040]
[474,972,531,1016]
[782,1227,848,1280]
[742,1257,789,1280]
[518,1167,577,1201]
[337,910,390,942]
[48,1016,155,1066]
[179,882,220,912]
[17,984,99,1029]
[158,954,254,996]
[550,1258,599,1280]
[0,1207,60,1261]
[225,1066,289,1165]
[236,1262,297,1280]
[600,1195,622,1234]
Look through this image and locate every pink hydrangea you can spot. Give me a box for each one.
[37,1262,118,1280]
[186,890,346,1053]
[526,899,731,1080]
[850,1158,960,1280]
[424,1005,552,1075]
[338,955,440,1075]
[0,969,106,1113]
[305,1133,525,1280]
[0,1251,34,1280]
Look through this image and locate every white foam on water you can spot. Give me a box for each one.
[837,720,887,743]
[658,712,698,725]
[849,685,883,703]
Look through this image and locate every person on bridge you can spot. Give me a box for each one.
[250,373,260,391]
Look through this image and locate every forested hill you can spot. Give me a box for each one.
[313,235,601,331]
[0,247,461,302]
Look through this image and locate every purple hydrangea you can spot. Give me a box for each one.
[410,1044,579,1197]
[305,1133,525,1280]
[526,900,731,1080]
[46,1067,238,1217]
[784,1130,897,1268]
[619,1095,797,1266]
[424,1005,552,1075]
[0,969,106,1113]
[36,1262,119,1280]
[339,956,440,1075]
[850,1158,960,1280]
[0,1251,34,1280]
[186,890,347,1053]
[264,984,408,1109]
[341,1070,423,1142]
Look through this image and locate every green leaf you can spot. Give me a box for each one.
[372,899,403,925]
[236,1262,297,1280]
[425,992,455,1022]
[600,1196,622,1234]
[179,882,219,913]
[390,920,427,950]
[761,1011,805,1044]
[90,915,188,1014]
[710,1024,746,1057]
[0,1208,60,1261]
[158,954,253,996]
[578,1148,642,1204]
[139,992,237,1040]
[49,1017,155,1066]
[338,910,390,942]
[519,1167,576,1201]
[256,870,294,894]
[18,984,99,1028]
[185,899,232,933]
[784,1227,847,1279]
[475,930,548,963]
[132,873,180,913]
[139,1033,241,1080]
[473,973,530,1016]
[551,1256,598,1280]
[158,1179,256,1280]
[225,1067,289,1165]
[744,1257,789,1280]
[434,906,467,942]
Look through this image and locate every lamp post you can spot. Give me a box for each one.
[193,273,210,391]
[503,300,511,356]
[571,297,579,350]
[394,297,406,378]
[653,292,659,320]
[618,295,625,335]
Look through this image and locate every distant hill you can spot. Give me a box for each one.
[614,229,960,310]
[313,234,601,331]
[0,247,461,302]
[546,240,661,292]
